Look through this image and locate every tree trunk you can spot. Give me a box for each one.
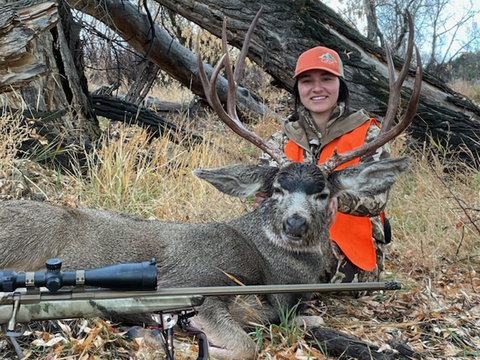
[125,60,160,105]
[153,0,480,163]
[363,0,380,44]
[1,0,100,171]
[0,0,58,92]
[91,94,204,146]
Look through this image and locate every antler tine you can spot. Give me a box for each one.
[233,7,263,86]
[382,10,415,134]
[403,44,423,123]
[195,9,288,165]
[221,18,238,118]
[223,8,263,117]
[319,10,422,175]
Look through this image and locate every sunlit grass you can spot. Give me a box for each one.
[388,139,480,283]
[79,115,258,223]
[449,78,480,105]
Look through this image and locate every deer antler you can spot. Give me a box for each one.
[319,10,423,174]
[195,8,288,166]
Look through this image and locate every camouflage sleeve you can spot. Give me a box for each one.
[257,130,288,167]
[336,123,391,217]
[359,123,391,162]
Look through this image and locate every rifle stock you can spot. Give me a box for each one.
[0,281,400,325]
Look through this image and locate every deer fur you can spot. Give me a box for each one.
[0,158,410,359]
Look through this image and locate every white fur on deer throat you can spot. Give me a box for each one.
[263,226,325,254]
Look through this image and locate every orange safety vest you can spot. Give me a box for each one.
[284,119,378,271]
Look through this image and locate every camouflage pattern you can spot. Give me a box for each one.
[259,105,391,283]
[0,283,400,326]
[0,291,204,324]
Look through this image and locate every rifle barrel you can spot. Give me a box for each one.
[2,281,400,303]
[155,281,401,297]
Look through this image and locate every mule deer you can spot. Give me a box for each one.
[0,9,422,359]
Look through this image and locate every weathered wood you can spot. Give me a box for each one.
[2,0,101,156]
[0,0,58,92]
[117,95,188,115]
[125,60,160,105]
[66,0,282,124]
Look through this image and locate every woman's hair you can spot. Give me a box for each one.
[291,76,350,121]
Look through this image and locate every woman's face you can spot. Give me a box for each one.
[297,69,340,118]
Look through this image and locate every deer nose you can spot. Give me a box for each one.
[283,214,309,239]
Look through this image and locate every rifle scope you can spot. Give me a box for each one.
[0,258,157,292]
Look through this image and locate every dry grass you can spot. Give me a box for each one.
[80,120,249,223]
[389,142,480,273]
[149,78,195,103]
[448,79,480,105]
[0,108,28,172]
[1,86,479,358]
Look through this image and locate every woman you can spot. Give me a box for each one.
[258,46,391,283]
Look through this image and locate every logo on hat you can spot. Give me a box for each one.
[319,53,337,65]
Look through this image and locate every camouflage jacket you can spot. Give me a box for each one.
[259,104,391,246]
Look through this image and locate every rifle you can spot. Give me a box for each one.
[0,258,401,360]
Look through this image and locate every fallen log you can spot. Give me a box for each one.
[91,94,204,146]
[307,327,422,360]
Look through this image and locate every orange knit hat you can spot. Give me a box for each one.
[294,46,344,78]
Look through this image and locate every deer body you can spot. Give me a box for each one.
[0,160,410,359]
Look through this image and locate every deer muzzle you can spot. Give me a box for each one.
[283,214,309,240]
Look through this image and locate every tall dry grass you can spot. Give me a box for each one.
[449,78,480,105]
[0,100,32,199]
[79,115,258,223]
[0,110,28,171]
[388,140,480,283]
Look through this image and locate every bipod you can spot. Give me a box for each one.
[151,308,209,360]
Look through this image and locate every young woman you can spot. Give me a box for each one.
[258,46,391,283]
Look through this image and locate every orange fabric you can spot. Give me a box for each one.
[284,140,304,162]
[284,119,378,271]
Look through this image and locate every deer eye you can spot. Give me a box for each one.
[273,187,284,195]
[315,193,329,201]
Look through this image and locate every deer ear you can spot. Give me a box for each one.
[328,157,411,197]
[193,164,278,198]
